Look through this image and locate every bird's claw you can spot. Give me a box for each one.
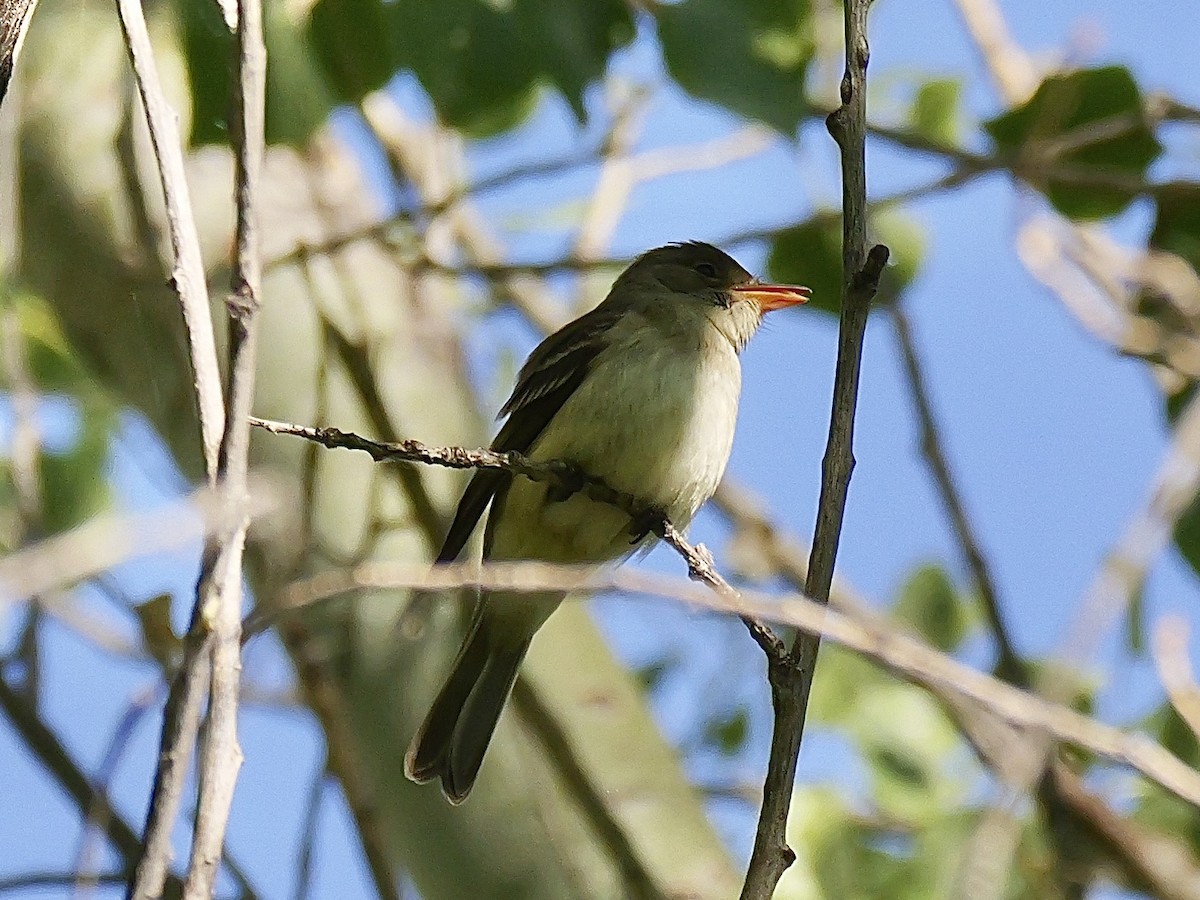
[628,506,668,545]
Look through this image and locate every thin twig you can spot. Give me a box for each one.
[249,416,783,657]
[293,765,326,900]
[1154,617,1200,743]
[0,485,272,606]
[181,0,265,892]
[0,0,38,107]
[250,557,1200,811]
[114,0,224,476]
[0,672,182,890]
[113,0,232,886]
[890,302,1027,683]
[740,0,888,890]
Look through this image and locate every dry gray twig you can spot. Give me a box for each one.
[249,415,783,657]
[741,0,888,890]
[181,0,265,892]
[249,557,1200,812]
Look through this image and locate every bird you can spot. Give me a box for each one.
[404,241,810,803]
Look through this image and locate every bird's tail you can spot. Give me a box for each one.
[405,613,530,804]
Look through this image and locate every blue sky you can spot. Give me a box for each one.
[3,0,1200,896]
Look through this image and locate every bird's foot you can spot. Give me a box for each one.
[628,505,669,545]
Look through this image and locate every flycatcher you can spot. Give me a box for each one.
[405,241,810,803]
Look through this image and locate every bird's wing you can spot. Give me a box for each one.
[436,305,621,562]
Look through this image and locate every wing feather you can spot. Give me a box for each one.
[435,306,619,562]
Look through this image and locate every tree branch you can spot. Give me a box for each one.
[249,557,1200,813]
[113,0,224,476]
[889,301,1027,683]
[248,416,784,658]
[740,0,888,891]
[181,0,265,891]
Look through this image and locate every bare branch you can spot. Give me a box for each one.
[249,415,783,657]
[181,0,265,891]
[0,0,37,106]
[0,486,274,605]
[741,0,889,889]
[890,302,1026,683]
[253,558,1200,812]
[1154,617,1200,744]
[114,0,225,477]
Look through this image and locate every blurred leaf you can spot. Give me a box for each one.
[1134,703,1200,853]
[705,706,749,755]
[183,0,332,145]
[634,654,678,693]
[1140,183,1200,364]
[984,66,1161,219]
[1164,375,1200,580]
[768,210,925,317]
[1026,659,1097,719]
[1150,182,1200,272]
[908,77,962,146]
[872,209,926,306]
[893,564,974,652]
[1143,701,1200,768]
[768,216,842,316]
[37,401,112,533]
[1125,580,1146,655]
[135,594,182,669]
[11,295,115,533]
[1175,498,1200,583]
[379,0,634,135]
[851,686,965,821]
[807,645,890,727]
[309,0,397,103]
[657,0,814,133]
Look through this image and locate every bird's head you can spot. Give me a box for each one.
[610,241,811,351]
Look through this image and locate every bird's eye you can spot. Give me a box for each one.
[695,262,719,279]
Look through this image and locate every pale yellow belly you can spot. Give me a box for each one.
[488,328,741,565]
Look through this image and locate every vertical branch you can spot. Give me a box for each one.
[111,0,230,892]
[739,0,889,895]
[889,302,1027,683]
[114,0,224,476]
[182,0,265,893]
[0,0,38,106]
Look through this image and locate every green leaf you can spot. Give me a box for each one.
[1143,701,1200,768]
[807,645,890,727]
[1133,703,1200,854]
[892,564,973,652]
[1175,494,1200,581]
[768,216,842,316]
[984,66,1161,219]
[308,0,397,104]
[656,0,814,133]
[908,77,962,146]
[135,594,183,669]
[634,654,677,693]
[768,210,925,316]
[705,706,749,755]
[1150,183,1200,272]
[182,0,332,146]
[851,686,965,821]
[37,402,113,533]
[9,294,115,533]
[379,0,634,135]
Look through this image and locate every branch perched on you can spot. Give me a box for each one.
[249,416,786,657]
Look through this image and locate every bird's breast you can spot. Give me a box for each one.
[502,323,740,558]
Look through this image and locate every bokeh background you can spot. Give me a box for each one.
[2,0,1200,896]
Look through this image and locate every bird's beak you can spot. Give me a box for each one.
[731,281,812,312]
